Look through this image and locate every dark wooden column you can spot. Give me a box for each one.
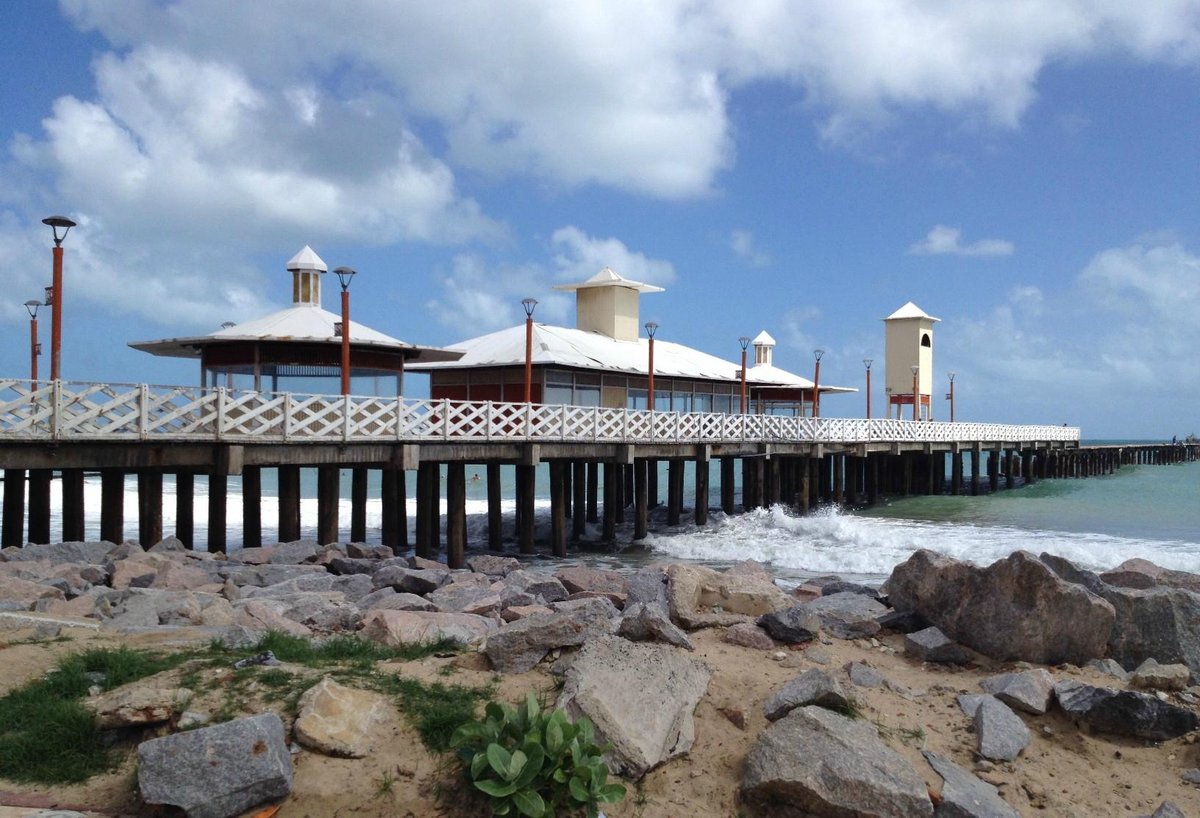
[317,466,340,545]
[971,443,982,496]
[549,461,567,557]
[602,463,617,542]
[572,461,587,541]
[741,457,754,511]
[61,469,85,542]
[799,457,811,515]
[586,462,599,523]
[138,471,163,547]
[278,465,301,543]
[241,466,262,549]
[647,459,659,508]
[381,468,406,554]
[28,469,51,545]
[175,471,194,549]
[100,469,125,544]
[866,454,878,503]
[517,464,536,554]
[416,461,438,559]
[613,464,626,525]
[720,457,735,515]
[819,455,832,502]
[633,459,648,541]
[951,449,963,495]
[446,462,466,568]
[833,455,844,505]
[764,458,779,507]
[901,454,913,496]
[487,462,503,550]
[694,456,709,525]
[207,473,227,553]
[667,459,683,526]
[1005,449,1016,490]
[351,467,368,543]
[2,469,25,549]
[989,448,1000,492]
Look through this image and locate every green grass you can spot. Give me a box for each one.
[390,677,492,753]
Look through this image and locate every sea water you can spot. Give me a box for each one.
[27,449,1200,585]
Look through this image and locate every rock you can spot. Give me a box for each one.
[267,540,322,564]
[356,588,437,612]
[1137,802,1187,818]
[1054,679,1200,740]
[626,566,670,607]
[1130,658,1192,691]
[555,565,629,596]
[87,686,192,728]
[820,580,882,600]
[371,566,449,595]
[137,713,293,818]
[1086,657,1130,681]
[2,540,115,564]
[359,609,495,647]
[467,554,522,577]
[293,677,390,758]
[234,599,312,637]
[618,602,693,650]
[1099,585,1200,678]
[407,555,450,570]
[886,550,1114,665]
[979,668,1055,715]
[1180,768,1200,785]
[1106,558,1200,594]
[325,557,377,576]
[956,694,992,717]
[846,661,885,688]
[668,564,793,629]
[485,599,618,674]
[878,608,928,634]
[756,606,821,644]
[742,706,933,817]
[723,622,777,650]
[0,575,64,610]
[923,750,1020,818]
[762,668,850,721]
[501,569,569,603]
[501,604,554,621]
[906,626,973,664]
[427,582,502,615]
[974,697,1030,761]
[799,591,888,640]
[557,635,711,779]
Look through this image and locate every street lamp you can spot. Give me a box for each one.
[522,298,537,403]
[333,266,356,396]
[947,372,956,423]
[738,336,750,414]
[42,215,76,381]
[812,348,825,418]
[645,321,658,411]
[24,300,42,382]
[863,358,873,420]
[910,364,919,421]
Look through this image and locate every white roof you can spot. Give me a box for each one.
[752,330,776,346]
[552,266,665,294]
[884,301,940,322]
[285,244,327,272]
[408,322,853,391]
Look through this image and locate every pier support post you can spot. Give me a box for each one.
[317,466,340,545]
[415,461,438,559]
[487,462,503,549]
[62,469,85,543]
[447,462,466,568]
[950,448,963,495]
[138,471,163,547]
[586,462,599,523]
[100,469,124,545]
[695,455,709,525]
[175,471,194,548]
[28,469,50,545]
[602,463,616,542]
[2,469,25,549]
[902,454,913,496]
[720,457,735,515]
[381,468,406,554]
[614,465,626,524]
[989,448,1000,493]
[833,455,844,505]
[971,443,982,496]
[1005,450,1015,490]
[572,461,587,541]
[278,466,301,543]
[667,460,683,526]
[517,464,536,554]
[550,461,567,557]
[351,467,368,544]
[867,455,878,503]
[207,472,227,553]
[634,459,648,541]
[241,466,262,549]
[799,457,811,515]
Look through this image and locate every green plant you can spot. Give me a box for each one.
[450,691,626,818]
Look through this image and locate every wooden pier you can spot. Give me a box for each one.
[0,380,1194,566]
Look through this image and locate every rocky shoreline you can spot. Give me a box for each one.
[1,538,1199,817]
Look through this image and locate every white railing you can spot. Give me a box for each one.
[0,379,1081,446]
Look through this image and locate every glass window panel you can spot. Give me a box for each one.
[628,388,648,410]
[575,385,601,407]
[654,390,672,411]
[544,384,573,405]
[693,392,712,413]
[673,391,691,412]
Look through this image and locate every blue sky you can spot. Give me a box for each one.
[2,1,1199,438]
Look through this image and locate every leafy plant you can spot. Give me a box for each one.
[450,691,626,818]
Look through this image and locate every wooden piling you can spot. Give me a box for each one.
[381,467,405,554]
[317,466,339,545]
[242,466,262,549]
[549,461,567,557]
[517,463,535,554]
[694,456,709,525]
[351,467,368,543]
[278,466,301,543]
[175,471,194,548]
[28,469,50,545]
[572,460,587,541]
[447,462,466,568]
[2,469,25,548]
[100,469,124,545]
[667,459,683,526]
[634,459,648,540]
[208,472,227,553]
[138,471,163,546]
[602,462,616,542]
[720,456,735,515]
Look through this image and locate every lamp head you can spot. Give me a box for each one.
[521,297,538,318]
[644,321,658,339]
[813,348,825,362]
[42,215,77,246]
[24,299,42,319]
[43,286,54,306]
[911,364,919,375]
[333,266,356,291]
[863,358,873,370]
[948,372,956,383]
[738,335,750,351]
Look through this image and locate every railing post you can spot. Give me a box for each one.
[485,401,493,440]
[343,394,352,441]
[50,379,63,440]
[395,396,403,440]
[139,383,149,439]
[444,399,452,440]
[284,392,292,441]
[215,387,226,440]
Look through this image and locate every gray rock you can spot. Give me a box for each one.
[668,564,793,629]
[877,608,928,634]
[355,588,436,612]
[979,668,1055,715]
[723,621,777,650]
[923,751,1019,818]
[557,635,710,779]
[408,555,451,570]
[1130,658,1192,691]
[555,565,628,596]
[846,661,885,688]
[762,668,850,721]
[485,598,618,674]
[467,554,522,577]
[974,697,1030,761]
[1181,768,1200,785]
[501,569,569,603]
[757,606,821,644]
[428,582,502,615]
[138,713,293,818]
[886,550,1115,665]
[267,540,322,564]
[906,626,973,664]
[326,556,377,576]
[1137,802,1186,818]
[956,693,993,718]
[0,540,116,564]
[1086,657,1131,681]
[626,566,670,607]
[346,542,395,560]
[742,706,933,817]
[799,591,888,639]
[1054,679,1200,740]
[371,566,449,595]
[618,602,693,650]
[359,609,496,647]
[1099,584,1200,679]
[1105,558,1200,594]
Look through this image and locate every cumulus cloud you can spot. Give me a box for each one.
[909,225,1015,257]
[425,254,570,335]
[550,226,676,287]
[730,229,771,267]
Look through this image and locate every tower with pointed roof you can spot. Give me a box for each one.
[883,301,939,420]
[552,266,664,342]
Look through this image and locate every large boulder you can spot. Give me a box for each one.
[1102,558,1200,594]
[557,636,710,779]
[2,540,116,564]
[1096,585,1200,678]
[138,713,293,818]
[667,564,793,629]
[799,591,888,640]
[1054,680,1199,740]
[886,550,1114,665]
[742,706,933,817]
[484,598,618,674]
[359,609,495,647]
[762,668,850,722]
[293,677,390,758]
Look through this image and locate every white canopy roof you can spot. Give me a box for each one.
[884,301,940,322]
[285,245,327,272]
[552,266,665,294]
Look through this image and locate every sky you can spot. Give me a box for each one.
[2,1,1199,439]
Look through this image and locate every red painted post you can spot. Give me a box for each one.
[340,287,351,395]
[522,298,537,403]
[863,358,873,420]
[739,336,749,414]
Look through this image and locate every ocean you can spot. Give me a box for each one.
[26,445,1200,586]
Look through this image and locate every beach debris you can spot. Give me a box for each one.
[923,750,1019,818]
[905,625,973,664]
[974,697,1030,762]
[742,706,933,817]
[233,650,279,669]
[138,713,293,818]
[762,668,850,721]
[979,668,1056,715]
[1054,679,1200,740]
[557,635,710,779]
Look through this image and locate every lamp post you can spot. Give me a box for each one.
[863,358,873,420]
[645,321,658,411]
[522,298,537,403]
[910,364,919,421]
[24,300,42,382]
[812,348,824,418]
[42,215,76,381]
[947,372,956,423]
[738,336,750,414]
[333,266,356,396]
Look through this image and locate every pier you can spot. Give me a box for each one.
[0,379,1194,565]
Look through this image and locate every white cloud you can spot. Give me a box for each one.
[909,225,1015,257]
[730,229,771,267]
[550,226,676,287]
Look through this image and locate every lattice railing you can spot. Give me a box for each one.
[0,379,1082,447]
